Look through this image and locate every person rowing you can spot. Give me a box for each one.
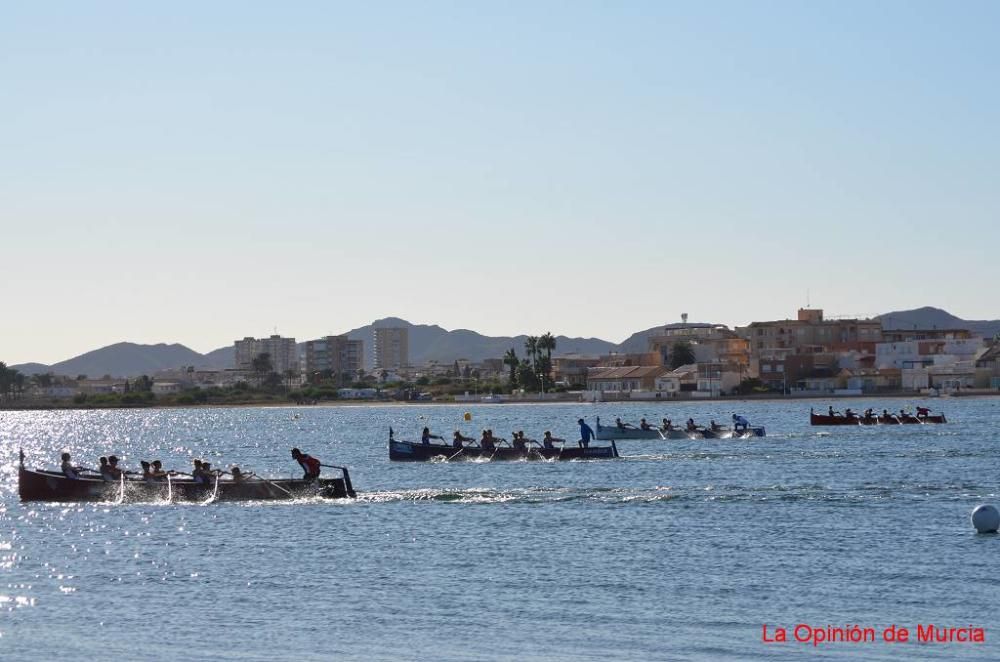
[710,420,722,432]
[639,418,652,431]
[828,406,840,417]
[290,448,321,481]
[453,430,473,449]
[61,453,89,480]
[542,431,564,449]
[191,459,208,484]
[106,455,124,479]
[480,430,496,452]
[421,427,444,446]
[686,418,699,432]
[661,418,674,431]
[98,456,114,481]
[916,406,931,418]
[230,466,251,482]
[578,418,595,448]
[149,460,174,482]
[615,417,635,430]
[201,462,220,482]
[844,408,855,419]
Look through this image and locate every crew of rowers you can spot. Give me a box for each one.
[613,415,751,433]
[824,406,933,419]
[57,447,324,482]
[421,426,568,451]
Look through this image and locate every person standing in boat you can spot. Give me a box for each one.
[732,414,749,432]
[916,406,931,418]
[291,448,321,481]
[421,427,443,445]
[61,453,88,479]
[577,418,595,448]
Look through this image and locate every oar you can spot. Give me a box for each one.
[447,445,465,461]
[489,438,508,461]
[255,475,294,498]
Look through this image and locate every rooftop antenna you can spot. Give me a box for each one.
[681,313,688,324]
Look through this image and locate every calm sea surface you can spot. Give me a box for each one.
[2,398,999,660]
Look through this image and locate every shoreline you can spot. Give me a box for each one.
[1,390,996,412]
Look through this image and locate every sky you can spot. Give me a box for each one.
[2,1,998,365]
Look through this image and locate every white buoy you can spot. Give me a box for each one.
[971,505,1000,533]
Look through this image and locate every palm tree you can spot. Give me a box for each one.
[524,336,539,373]
[538,332,557,390]
[502,348,520,387]
[251,353,273,388]
[538,332,556,361]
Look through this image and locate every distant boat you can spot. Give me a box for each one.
[594,417,665,440]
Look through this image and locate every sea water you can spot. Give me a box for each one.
[1,398,998,660]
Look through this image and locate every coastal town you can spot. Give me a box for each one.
[3,307,1000,406]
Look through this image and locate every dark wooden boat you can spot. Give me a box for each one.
[18,451,355,502]
[809,409,946,426]
[388,436,619,462]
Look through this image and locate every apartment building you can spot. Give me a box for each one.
[304,335,364,381]
[373,327,409,370]
[233,335,299,374]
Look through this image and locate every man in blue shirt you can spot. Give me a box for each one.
[577,418,595,448]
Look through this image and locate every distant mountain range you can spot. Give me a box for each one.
[875,306,1000,338]
[10,308,999,378]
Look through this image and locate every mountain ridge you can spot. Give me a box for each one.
[11,307,999,378]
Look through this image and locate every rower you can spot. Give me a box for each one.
[844,408,856,419]
[828,406,839,417]
[98,456,113,481]
[106,455,124,479]
[639,418,651,431]
[191,459,207,484]
[201,462,219,482]
[512,432,526,451]
[916,406,931,418]
[480,430,496,452]
[230,466,247,482]
[452,430,472,449]
[882,409,891,419]
[732,414,749,432]
[662,418,673,431]
[686,418,698,432]
[149,460,172,481]
[542,431,564,449]
[61,453,87,480]
[140,461,153,482]
[421,427,443,446]
[577,418,595,449]
[291,448,321,481]
[710,420,721,432]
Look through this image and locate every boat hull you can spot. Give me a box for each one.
[388,439,618,461]
[810,412,946,426]
[18,467,354,502]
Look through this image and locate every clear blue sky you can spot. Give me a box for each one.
[3,1,998,365]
